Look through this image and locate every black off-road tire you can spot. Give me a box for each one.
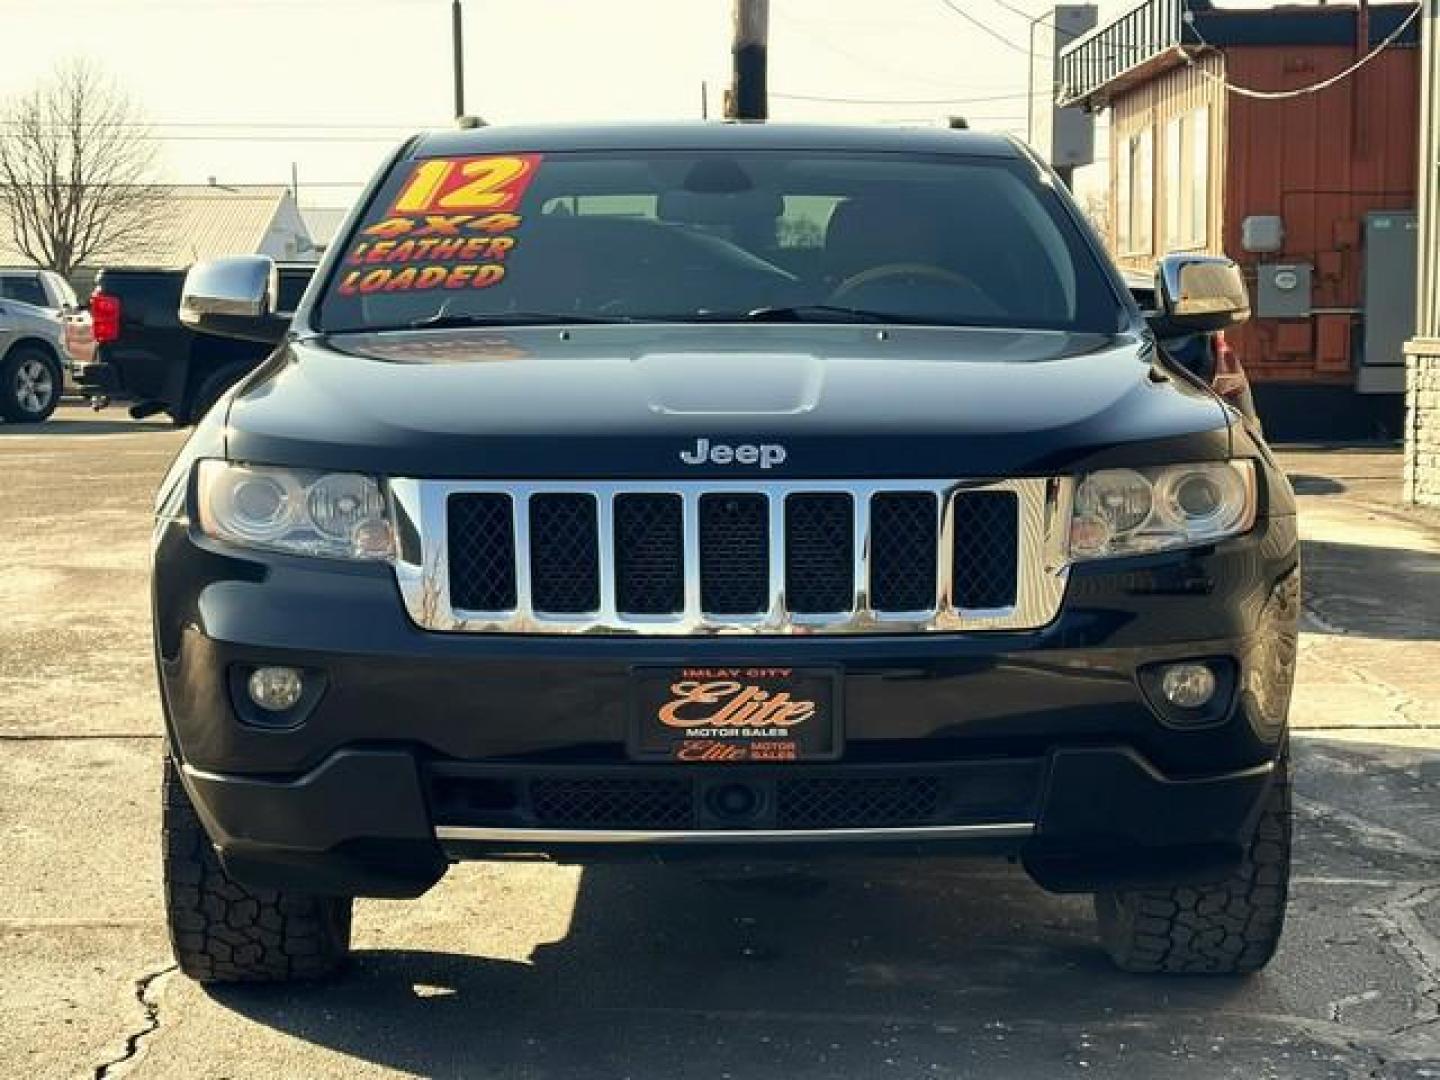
[162,755,353,983]
[1094,749,1291,974]
[0,345,62,422]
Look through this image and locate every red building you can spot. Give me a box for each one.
[1059,0,1421,439]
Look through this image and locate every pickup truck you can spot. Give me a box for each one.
[155,123,1298,984]
[72,264,313,425]
[0,268,77,422]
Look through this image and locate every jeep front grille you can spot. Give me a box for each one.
[389,478,1068,635]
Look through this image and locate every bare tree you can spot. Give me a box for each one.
[0,60,161,277]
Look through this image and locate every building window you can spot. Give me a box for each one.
[1163,108,1210,251]
[1116,142,1131,255]
[1164,117,1183,251]
[1189,106,1210,248]
[1119,127,1153,257]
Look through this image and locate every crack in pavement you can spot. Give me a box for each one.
[1371,885,1440,1037]
[1295,795,1440,861]
[0,917,153,930]
[1297,620,1428,729]
[1330,988,1382,1024]
[0,732,162,741]
[1301,599,1350,636]
[1300,724,1440,732]
[1348,665,1423,729]
[92,962,177,1080]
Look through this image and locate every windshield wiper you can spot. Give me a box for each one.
[405,311,632,330]
[740,304,892,324]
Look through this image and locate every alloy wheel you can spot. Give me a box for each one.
[14,358,55,415]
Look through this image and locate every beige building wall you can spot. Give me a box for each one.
[1107,53,1227,273]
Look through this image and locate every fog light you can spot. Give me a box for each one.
[247,666,304,712]
[1160,663,1217,709]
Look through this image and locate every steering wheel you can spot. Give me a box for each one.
[830,262,979,303]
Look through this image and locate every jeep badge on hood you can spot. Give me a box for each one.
[680,438,787,469]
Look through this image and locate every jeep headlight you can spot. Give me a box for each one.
[1068,461,1256,561]
[196,460,394,561]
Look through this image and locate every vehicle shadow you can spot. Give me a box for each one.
[0,418,173,435]
[207,858,1268,1077]
[1301,537,1440,640]
[1287,474,1347,496]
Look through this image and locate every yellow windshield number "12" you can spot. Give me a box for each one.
[391,155,539,216]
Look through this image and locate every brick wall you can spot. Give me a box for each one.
[1405,343,1440,506]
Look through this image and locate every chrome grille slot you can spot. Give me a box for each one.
[615,494,684,615]
[529,494,599,614]
[446,493,516,612]
[952,491,1021,610]
[785,493,855,614]
[699,493,769,615]
[869,491,940,613]
[395,478,1067,635]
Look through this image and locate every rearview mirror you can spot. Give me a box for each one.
[1154,254,1250,334]
[180,255,289,344]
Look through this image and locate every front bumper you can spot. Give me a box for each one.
[155,511,1299,897]
[180,746,1278,896]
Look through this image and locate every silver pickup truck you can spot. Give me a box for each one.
[0,268,75,423]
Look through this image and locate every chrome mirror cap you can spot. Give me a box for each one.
[180,256,287,343]
[1155,254,1251,332]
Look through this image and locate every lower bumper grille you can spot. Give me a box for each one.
[531,777,693,829]
[428,761,1044,833]
[776,775,942,828]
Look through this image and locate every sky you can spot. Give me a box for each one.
[0,0,1278,210]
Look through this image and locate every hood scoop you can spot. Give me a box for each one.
[636,352,823,416]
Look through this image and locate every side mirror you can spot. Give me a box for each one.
[180,256,289,344]
[1153,254,1250,334]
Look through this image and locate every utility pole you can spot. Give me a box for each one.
[1403,0,1439,505]
[727,0,769,121]
[1027,5,1097,190]
[701,80,709,120]
[452,0,466,120]
[1026,9,1054,151]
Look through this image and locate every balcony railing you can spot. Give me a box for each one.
[1057,0,1189,106]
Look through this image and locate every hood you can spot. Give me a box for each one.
[223,324,1231,479]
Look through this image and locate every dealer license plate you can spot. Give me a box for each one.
[629,666,841,763]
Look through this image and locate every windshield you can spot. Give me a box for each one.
[316,149,1124,334]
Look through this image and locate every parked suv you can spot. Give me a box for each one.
[0,268,76,422]
[155,123,1298,983]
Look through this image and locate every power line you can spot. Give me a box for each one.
[61,133,405,143]
[772,9,1002,95]
[773,90,1029,105]
[932,0,1031,55]
[0,120,431,131]
[1177,2,1421,100]
[0,125,409,144]
[975,0,1088,44]
[976,0,1045,23]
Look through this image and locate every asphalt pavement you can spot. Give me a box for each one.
[1,407,1437,1079]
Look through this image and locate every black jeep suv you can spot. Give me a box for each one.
[153,123,1298,983]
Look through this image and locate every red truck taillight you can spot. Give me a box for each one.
[90,291,121,344]
[1210,331,1249,402]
